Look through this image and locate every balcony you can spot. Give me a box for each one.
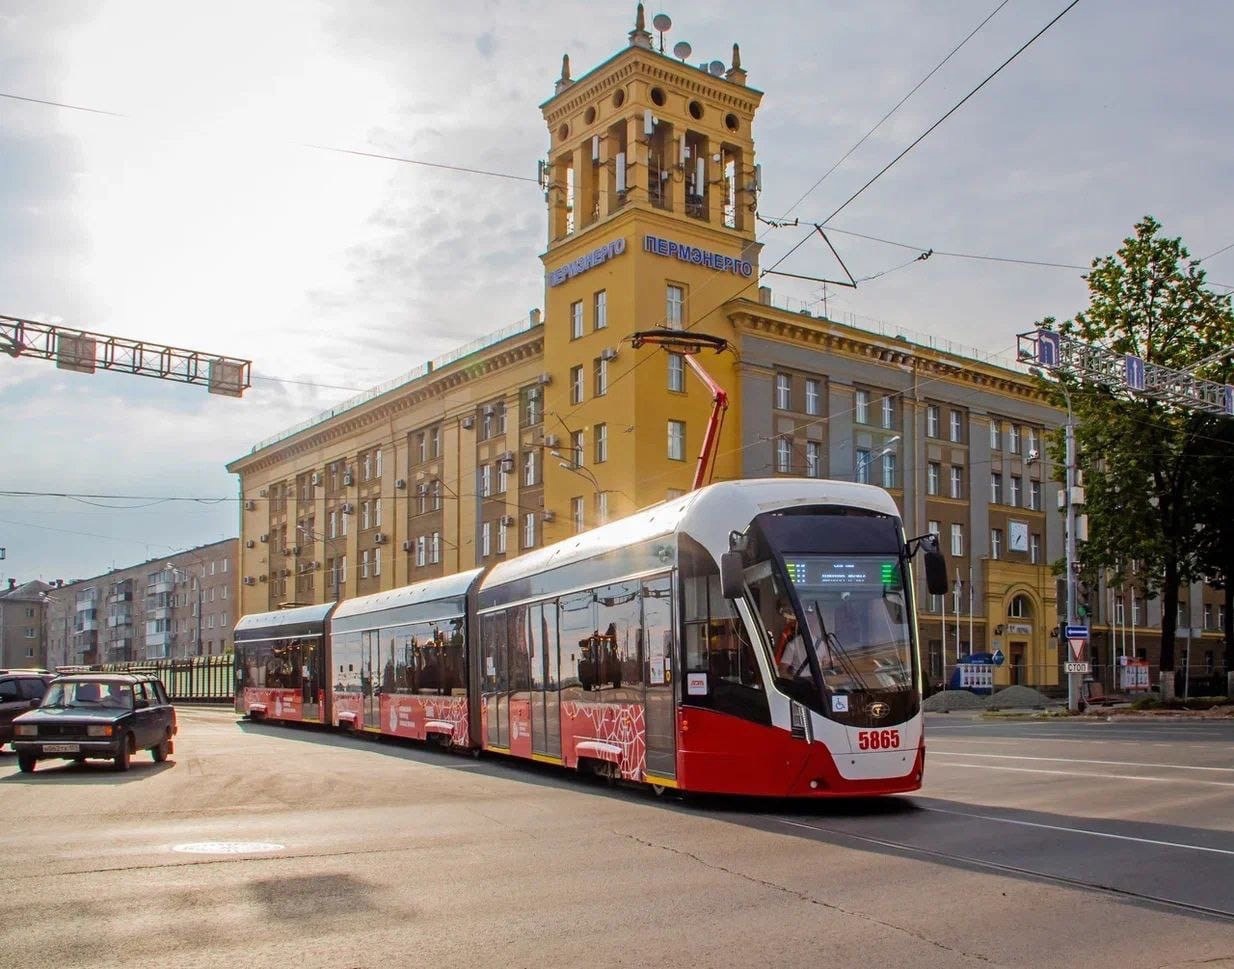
[147,579,174,596]
[145,629,171,657]
[75,596,98,612]
[107,613,132,628]
[107,590,132,605]
[74,630,98,648]
[76,619,99,633]
[147,606,171,622]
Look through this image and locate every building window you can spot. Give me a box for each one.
[776,437,792,473]
[927,463,940,495]
[416,537,426,567]
[571,300,583,339]
[329,511,338,539]
[881,452,897,489]
[570,365,584,405]
[417,432,428,464]
[1029,480,1041,511]
[524,513,537,549]
[990,421,1001,450]
[805,379,820,416]
[991,473,1002,505]
[949,409,963,443]
[570,430,585,467]
[951,523,965,557]
[360,549,370,579]
[497,518,508,554]
[1204,604,1213,629]
[668,353,685,392]
[363,453,372,481]
[497,459,509,493]
[594,357,608,396]
[523,387,542,426]
[361,501,371,529]
[375,448,382,477]
[595,492,609,524]
[1030,533,1041,565]
[1026,427,1037,456]
[497,403,507,435]
[594,423,608,463]
[572,497,585,534]
[479,465,492,497]
[666,284,684,329]
[594,289,607,330]
[775,373,791,410]
[1009,424,1022,453]
[855,448,870,484]
[805,441,821,478]
[523,451,538,487]
[430,427,440,458]
[855,389,869,424]
[430,533,441,564]
[1010,476,1022,507]
[991,529,1003,560]
[431,480,442,511]
[928,520,941,538]
[926,404,940,438]
[374,548,381,577]
[668,420,685,460]
[950,466,963,500]
[881,395,894,429]
[481,522,492,557]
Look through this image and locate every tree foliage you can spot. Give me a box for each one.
[1041,216,1234,673]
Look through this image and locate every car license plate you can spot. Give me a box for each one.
[43,743,80,753]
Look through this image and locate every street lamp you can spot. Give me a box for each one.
[165,562,201,659]
[1030,367,1081,712]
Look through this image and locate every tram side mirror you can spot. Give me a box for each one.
[924,547,948,596]
[720,551,745,599]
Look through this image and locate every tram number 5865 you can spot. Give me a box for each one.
[857,729,900,750]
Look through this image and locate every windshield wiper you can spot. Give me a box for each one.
[812,599,871,694]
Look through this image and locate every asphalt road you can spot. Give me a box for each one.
[1,709,1232,969]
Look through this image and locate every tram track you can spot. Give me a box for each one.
[771,814,1234,922]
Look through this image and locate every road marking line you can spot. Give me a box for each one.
[932,760,1234,789]
[932,751,1234,773]
[917,805,1234,857]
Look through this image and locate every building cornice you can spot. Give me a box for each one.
[728,301,1055,407]
[229,333,544,476]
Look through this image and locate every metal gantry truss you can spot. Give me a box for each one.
[0,313,252,397]
[1017,328,1234,416]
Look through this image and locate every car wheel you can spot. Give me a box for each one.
[17,753,36,773]
[151,733,170,763]
[113,736,131,772]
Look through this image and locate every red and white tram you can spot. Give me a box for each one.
[234,478,947,797]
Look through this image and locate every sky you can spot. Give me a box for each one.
[1,0,1232,585]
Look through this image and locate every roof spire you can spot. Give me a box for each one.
[555,52,574,94]
[629,3,652,49]
[725,42,748,85]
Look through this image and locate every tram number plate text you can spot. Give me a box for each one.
[857,729,900,751]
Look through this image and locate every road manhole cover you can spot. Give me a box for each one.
[172,842,284,854]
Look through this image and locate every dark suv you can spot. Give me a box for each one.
[0,670,57,749]
[12,673,177,773]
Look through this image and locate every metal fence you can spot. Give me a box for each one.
[96,655,234,704]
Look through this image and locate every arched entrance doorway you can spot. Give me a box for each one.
[1005,594,1033,685]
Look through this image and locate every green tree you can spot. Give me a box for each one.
[1041,216,1234,680]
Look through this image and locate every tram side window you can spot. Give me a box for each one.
[508,605,532,693]
[594,581,644,694]
[558,591,594,700]
[480,612,507,695]
[238,638,307,690]
[334,630,362,692]
[680,535,769,724]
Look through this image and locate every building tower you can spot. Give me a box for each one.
[538,5,764,535]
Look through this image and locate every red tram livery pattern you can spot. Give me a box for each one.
[233,480,945,798]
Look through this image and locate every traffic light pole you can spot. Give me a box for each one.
[1064,412,1080,712]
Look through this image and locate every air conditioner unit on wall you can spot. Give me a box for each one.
[258,488,268,497]
[536,373,552,386]
[244,500,256,511]
[402,539,414,552]
[395,479,407,490]
[343,470,354,486]
[243,576,255,586]
[461,416,475,430]
[374,533,387,545]
[540,510,556,523]
[544,434,560,447]
[245,540,255,549]
[600,347,618,362]
[416,483,427,495]
[500,515,515,526]
[258,574,268,583]
[259,533,269,543]
[310,472,321,486]
[341,503,353,514]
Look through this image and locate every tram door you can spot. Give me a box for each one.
[642,575,676,778]
[362,630,380,729]
[481,613,507,747]
[529,603,562,758]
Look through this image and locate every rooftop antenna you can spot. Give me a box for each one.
[672,40,692,62]
[708,59,725,76]
[652,13,671,53]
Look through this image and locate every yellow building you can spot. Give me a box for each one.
[230,5,1105,690]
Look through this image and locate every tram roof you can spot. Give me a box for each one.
[480,479,899,595]
[234,601,335,635]
[331,568,484,629]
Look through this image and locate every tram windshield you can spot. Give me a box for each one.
[742,511,920,725]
